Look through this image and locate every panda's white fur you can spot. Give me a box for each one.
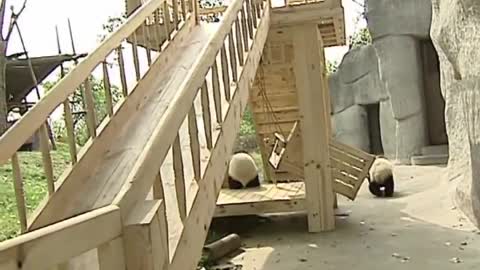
[369,156,393,184]
[228,152,259,187]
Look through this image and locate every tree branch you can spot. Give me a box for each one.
[0,0,7,40]
[5,0,27,41]
[351,0,364,8]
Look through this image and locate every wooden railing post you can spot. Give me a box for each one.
[123,200,169,270]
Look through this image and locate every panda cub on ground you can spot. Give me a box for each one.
[367,156,394,197]
[227,150,260,189]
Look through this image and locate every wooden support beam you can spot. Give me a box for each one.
[123,200,169,270]
[292,23,335,232]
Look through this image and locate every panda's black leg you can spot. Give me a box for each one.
[384,175,395,197]
[245,176,260,188]
[228,177,244,189]
[368,181,384,197]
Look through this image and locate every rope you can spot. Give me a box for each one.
[256,56,288,139]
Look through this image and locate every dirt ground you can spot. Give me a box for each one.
[210,165,480,269]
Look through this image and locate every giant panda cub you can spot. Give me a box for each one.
[367,156,395,197]
[227,151,260,189]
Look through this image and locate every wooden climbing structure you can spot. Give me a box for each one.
[0,0,374,269]
[216,0,375,232]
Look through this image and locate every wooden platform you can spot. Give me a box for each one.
[215,182,306,217]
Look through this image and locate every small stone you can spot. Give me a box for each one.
[308,244,319,248]
[369,227,375,231]
[459,247,465,251]
[449,257,462,264]
[392,253,402,258]
[460,241,468,246]
[360,221,366,225]
[299,258,308,262]
[451,206,457,210]
[391,233,398,237]
[445,242,452,246]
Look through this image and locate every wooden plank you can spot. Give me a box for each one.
[83,79,98,138]
[0,205,121,270]
[173,133,187,221]
[330,158,361,176]
[163,2,172,40]
[102,62,114,117]
[123,200,169,270]
[234,19,244,65]
[27,15,197,231]
[153,171,165,200]
[0,0,165,165]
[220,45,231,101]
[228,31,238,81]
[331,170,356,187]
[58,3,256,269]
[117,46,129,97]
[293,23,334,232]
[211,59,223,123]
[240,7,249,52]
[172,0,180,29]
[330,146,364,169]
[11,154,27,233]
[39,123,55,195]
[131,32,142,81]
[168,3,270,270]
[331,140,373,161]
[97,237,126,270]
[200,80,213,150]
[62,99,78,164]
[180,0,187,20]
[215,198,305,217]
[188,106,202,181]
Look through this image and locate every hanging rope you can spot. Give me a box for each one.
[256,55,288,139]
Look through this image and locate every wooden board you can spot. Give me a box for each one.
[270,0,346,47]
[27,22,205,231]
[215,182,306,217]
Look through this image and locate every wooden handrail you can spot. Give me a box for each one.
[0,0,165,165]
[0,205,121,270]
[114,0,257,216]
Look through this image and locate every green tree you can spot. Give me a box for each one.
[43,74,121,146]
[327,60,339,74]
[348,27,372,49]
[0,0,27,135]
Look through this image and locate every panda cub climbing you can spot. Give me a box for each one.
[227,151,260,189]
[367,156,395,197]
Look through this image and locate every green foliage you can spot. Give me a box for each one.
[348,27,372,49]
[98,14,127,42]
[327,60,339,74]
[43,73,122,146]
[239,106,256,136]
[0,143,71,241]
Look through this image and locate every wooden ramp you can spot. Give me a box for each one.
[0,0,271,268]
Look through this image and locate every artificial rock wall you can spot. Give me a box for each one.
[329,0,447,164]
[430,0,480,226]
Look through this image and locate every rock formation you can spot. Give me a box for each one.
[329,0,447,164]
[430,0,480,226]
